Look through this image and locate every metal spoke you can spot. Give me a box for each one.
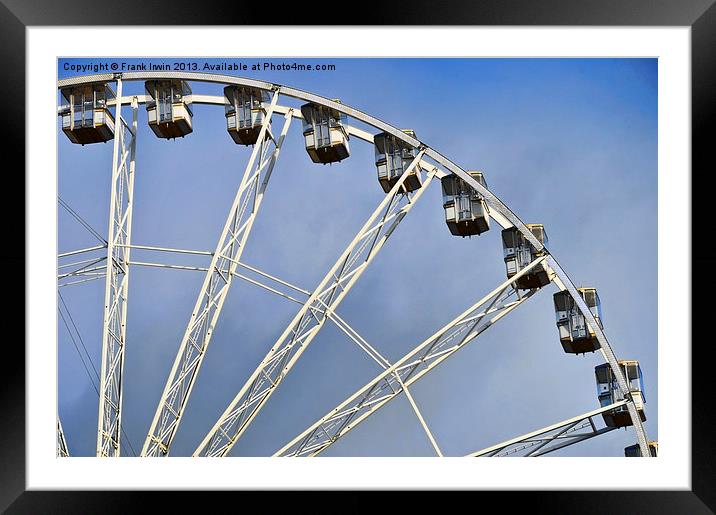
[141,95,292,457]
[467,401,626,457]
[275,258,547,457]
[194,154,434,457]
[58,244,108,259]
[57,418,69,457]
[96,87,138,457]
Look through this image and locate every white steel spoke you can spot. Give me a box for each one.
[401,382,443,457]
[56,226,109,287]
[194,153,434,457]
[58,244,108,259]
[326,311,390,369]
[119,243,213,256]
[467,401,626,457]
[275,257,547,457]
[57,418,69,457]
[127,259,309,305]
[128,261,208,273]
[96,87,138,458]
[59,275,107,288]
[57,257,107,281]
[141,94,292,457]
[325,311,442,455]
[58,256,106,270]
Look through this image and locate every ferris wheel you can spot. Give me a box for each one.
[56,71,655,459]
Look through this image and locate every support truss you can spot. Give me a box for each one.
[96,87,138,457]
[194,153,435,457]
[142,93,291,457]
[467,400,626,457]
[57,418,69,457]
[275,257,547,457]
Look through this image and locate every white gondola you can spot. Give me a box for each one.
[440,171,490,237]
[624,441,658,457]
[301,101,350,164]
[374,130,422,193]
[501,224,550,289]
[59,83,115,145]
[224,86,270,145]
[145,80,193,139]
[553,287,602,354]
[595,360,646,428]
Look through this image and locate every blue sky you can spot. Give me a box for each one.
[58,58,657,458]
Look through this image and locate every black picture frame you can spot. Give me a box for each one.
[2,1,711,512]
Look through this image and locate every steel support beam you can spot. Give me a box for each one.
[274,257,546,457]
[127,259,311,305]
[58,244,107,259]
[57,418,69,457]
[96,86,138,457]
[194,154,434,457]
[401,380,444,457]
[327,311,443,456]
[141,93,291,457]
[467,401,626,457]
[57,246,108,288]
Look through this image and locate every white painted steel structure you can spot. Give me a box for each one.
[96,89,137,457]
[195,153,435,457]
[141,92,289,457]
[57,71,651,458]
[467,401,626,457]
[57,418,69,457]
[275,258,545,457]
